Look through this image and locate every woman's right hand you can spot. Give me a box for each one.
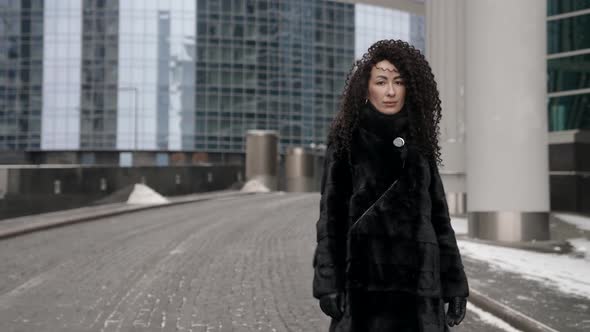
[319,292,345,319]
[445,296,467,326]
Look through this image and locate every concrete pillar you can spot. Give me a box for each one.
[465,0,549,241]
[245,130,279,191]
[425,0,467,215]
[285,147,314,192]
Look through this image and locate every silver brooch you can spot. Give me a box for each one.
[393,137,405,147]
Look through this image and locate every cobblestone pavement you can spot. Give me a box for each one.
[1,192,507,331]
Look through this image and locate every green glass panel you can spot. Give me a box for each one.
[547,14,590,54]
[548,93,590,131]
[548,53,590,92]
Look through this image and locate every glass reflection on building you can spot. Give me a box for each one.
[117,0,196,151]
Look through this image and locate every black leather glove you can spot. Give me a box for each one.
[319,292,345,320]
[446,297,467,327]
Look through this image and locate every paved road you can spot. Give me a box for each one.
[0,193,511,331]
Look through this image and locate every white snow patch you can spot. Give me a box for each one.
[240,179,270,193]
[515,295,534,302]
[458,240,590,299]
[567,238,590,260]
[127,184,169,205]
[451,216,468,235]
[467,303,523,332]
[553,212,590,231]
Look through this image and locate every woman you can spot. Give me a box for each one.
[312,39,469,331]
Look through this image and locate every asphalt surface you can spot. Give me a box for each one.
[0,192,549,331]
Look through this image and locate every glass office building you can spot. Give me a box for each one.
[193,0,354,154]
[547,0,590,131]
[0,0,425,165]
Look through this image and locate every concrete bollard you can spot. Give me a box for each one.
[245,130,279,191]
[285,147,314,192]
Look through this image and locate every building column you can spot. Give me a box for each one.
[465,0,549,241]
[425,0,467,215]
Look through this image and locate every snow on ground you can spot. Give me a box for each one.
[567,238,590,260]
[467,303,523,332]
[127,184,169,205]
[553,212,590,231]
[240,179,270,193]
[457,239,590,299]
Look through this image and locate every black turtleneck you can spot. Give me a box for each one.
[358,101,409,142]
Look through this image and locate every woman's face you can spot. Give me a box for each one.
[367,59,406,115]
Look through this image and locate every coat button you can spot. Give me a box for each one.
[393,137,405,147]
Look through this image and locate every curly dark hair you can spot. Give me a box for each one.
[328,39,443,166]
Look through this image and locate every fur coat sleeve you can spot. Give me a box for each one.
[312,144,351,299]
[428,160,469,300]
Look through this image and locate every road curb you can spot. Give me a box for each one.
[468,288,560,332]
[456,235,573,254]
[0,191,257,240]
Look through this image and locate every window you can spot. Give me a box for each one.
[548,93,590,131]
[548,54,590,92]
[548,14,590,54]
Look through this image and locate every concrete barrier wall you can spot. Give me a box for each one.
[0,165,243,220]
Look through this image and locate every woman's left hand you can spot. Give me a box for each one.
[446,297,467,327]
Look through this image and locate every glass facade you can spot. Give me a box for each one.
[0,0,426,161]
[195,0,354,152]
[0,0,44,150]
[547,1,590,131]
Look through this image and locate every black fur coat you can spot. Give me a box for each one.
[312,103,469,332]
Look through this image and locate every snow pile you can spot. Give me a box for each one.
[553,212,590,231]
[126,184,169,205]
[458,240,590,298]
[240,179,270,193]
